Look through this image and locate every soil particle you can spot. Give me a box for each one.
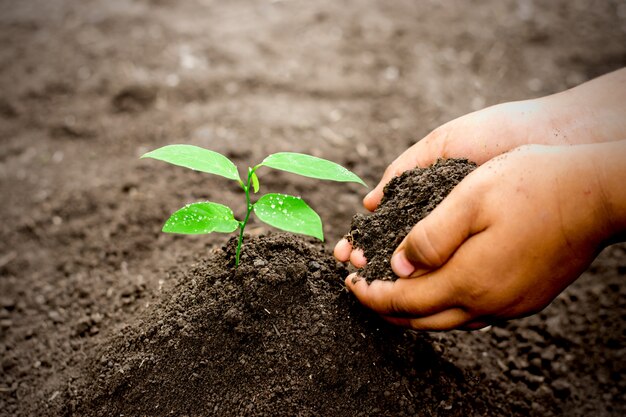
[349,159,476,282]
[0,97,19,118]
[111,84,158,113]
[551,378,573,398]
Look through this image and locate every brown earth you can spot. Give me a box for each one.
[1,0,625,416]
[349,159,476,282]
[57,233,491,416]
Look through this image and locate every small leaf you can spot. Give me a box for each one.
[253,193,323,241]
[260,152,366,186]
[163,202,239,234]
[251,172,260,193]
[141,144,240,181]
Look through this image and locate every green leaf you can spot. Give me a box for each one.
[251,171,260,193]
[141,144,240,181]
[163,202,239,234]
[253,193,323,241]
[259,152,366,186]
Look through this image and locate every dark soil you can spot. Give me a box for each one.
[58,234,491,416]
[349,159,476,282]
[1,1,625,416]
[54,233,626,417]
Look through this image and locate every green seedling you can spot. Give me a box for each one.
[141,144,366,266]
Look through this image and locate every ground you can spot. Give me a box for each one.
[1,0,625,415]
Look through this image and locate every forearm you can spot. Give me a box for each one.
[537,68,626,146]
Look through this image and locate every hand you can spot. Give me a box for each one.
[336,68,626,267]
[342,143,622,330]
[334,100,544,266]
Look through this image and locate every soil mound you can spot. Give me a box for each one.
[53,205,626,417]
[60,234,496,416]
[349,159,476,282]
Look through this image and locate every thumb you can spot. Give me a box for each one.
[391,187,481,278]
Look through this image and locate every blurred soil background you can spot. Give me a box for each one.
[1,0,625,415]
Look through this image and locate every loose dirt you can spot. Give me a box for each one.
[56,232,626,417]
[1,0,625,416]
[349,159,476,282]
[56,234,489,416]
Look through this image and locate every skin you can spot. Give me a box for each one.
[335,69,626,330]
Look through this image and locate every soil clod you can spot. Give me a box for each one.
[349,159,476,282]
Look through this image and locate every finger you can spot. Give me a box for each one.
[363,130,447,212]
[391,183,482,278]
[460,320,491,331]
[333,238,352,262]
[381,308,471,331]
[344,273,457,317]
[349,248,367,268]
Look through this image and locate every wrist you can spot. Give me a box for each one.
[589,140,626,245]
[538,70,626,146]
[539,142,626,255]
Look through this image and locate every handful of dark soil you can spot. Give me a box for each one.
[349,159,476,282]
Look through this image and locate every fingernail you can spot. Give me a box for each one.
[411,267,429,278]
[391,250,415,277]
[345,273,361,288]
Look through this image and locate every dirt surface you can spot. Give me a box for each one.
[349,159,476,282]
[53,233,625,417]
[1,0,625,416]
[56,234,489,416]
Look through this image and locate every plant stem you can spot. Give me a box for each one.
[235,167,255,267]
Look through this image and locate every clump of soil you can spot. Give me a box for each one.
[349,159,476,282]
[59,233,503,416]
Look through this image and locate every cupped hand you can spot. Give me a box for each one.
[342,144,614,330]
[335,98,548,263]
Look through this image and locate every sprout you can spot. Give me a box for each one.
[142,145,366,266]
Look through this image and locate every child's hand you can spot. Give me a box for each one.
[342,142,624,330]
[335,99,547,266]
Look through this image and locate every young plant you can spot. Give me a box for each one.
[141,144,366,266]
